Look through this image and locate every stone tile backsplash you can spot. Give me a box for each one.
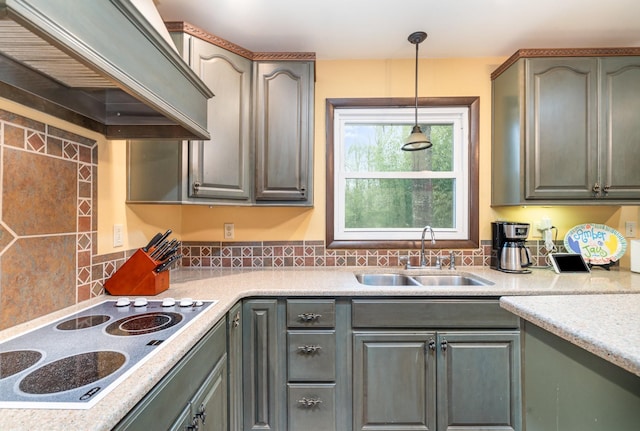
[0,109,100,329]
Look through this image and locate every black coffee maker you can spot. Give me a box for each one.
[491,222,532,273]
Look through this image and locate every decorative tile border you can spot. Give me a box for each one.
[174,239,562,269]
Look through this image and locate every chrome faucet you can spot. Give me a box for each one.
[420,225,436,267]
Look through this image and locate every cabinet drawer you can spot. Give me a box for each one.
[287,299,336,328]
[352,299,519,328]
[288,384,336,431]
[287,331,336,381]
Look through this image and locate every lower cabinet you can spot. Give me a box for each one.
[351,299,521,431]
[114,317,228,431]
[242,297,522,431]
[242,298,348,431]
[523,321,640,431]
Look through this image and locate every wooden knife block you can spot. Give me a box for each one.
[104,249,169,296]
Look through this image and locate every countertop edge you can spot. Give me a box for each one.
[500,295,640,377]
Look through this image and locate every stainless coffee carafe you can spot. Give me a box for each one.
[491,222,532,274]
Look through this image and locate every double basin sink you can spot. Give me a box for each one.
[355,272,493,287]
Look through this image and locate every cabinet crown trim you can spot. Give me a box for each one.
[491,47,640,80]
[164,21,316,62]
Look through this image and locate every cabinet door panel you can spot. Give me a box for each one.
[525,58,599,199]
[287,330,336,381]
[353,332,436,431]
[254,61,313,202]
[189,39,252,201]
[193,355,228,431]
[436,331,521,431]
[243,300,282,430]
[600,58,640,199]
[288,384,337,431]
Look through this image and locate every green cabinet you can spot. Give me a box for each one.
[242,299,284,430]
[127,26,314,206]
[352,299,521,431]
[491,49,640,205]
[522,321,640,431]
[114,317,228,431]
[228,302,244,431]
[187,37,253,202]
[242,298,348,431]
[352,331,437,430]
[254,61,314,203]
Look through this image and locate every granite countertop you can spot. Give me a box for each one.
[500,294,640,377]
[1,266,639,430]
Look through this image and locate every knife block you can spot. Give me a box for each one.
[104,249,169,296]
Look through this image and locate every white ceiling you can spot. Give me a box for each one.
[154,0,640,60]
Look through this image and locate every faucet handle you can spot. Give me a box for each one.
[448,251,456,270]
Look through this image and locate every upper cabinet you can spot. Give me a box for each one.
[254,61,314,202]
[127,22,314,206]
[491,48,640,205]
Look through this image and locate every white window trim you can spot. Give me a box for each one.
[333,106,470,241]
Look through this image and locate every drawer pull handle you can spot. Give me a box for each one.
[298,397,323,408]
[297,345,322,354]
[441,339,448,352]
[298,312,322,322]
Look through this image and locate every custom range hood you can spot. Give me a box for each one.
[0,0,212,139]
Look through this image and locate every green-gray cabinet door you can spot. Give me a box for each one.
[525,57,599,200]
[353,331,437,431]
[243,299,284,430]
[253,61,314,204]
[599,57,640,199]
[436,331,521,431]
[192,355,228,431]
[189,37,252,201]
[228,302,243,431]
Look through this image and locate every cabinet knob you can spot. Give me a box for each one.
[428,339,436,351]
[193,181,201,193]
[298,312,322,322]
[232,311,240,328]
[441,339,448,352]
[592,182,600,196]
[297,345,322,354]
[603,185,610,195]
[195,402,206,424]
[187,417,199,431]
[297,397,323,408]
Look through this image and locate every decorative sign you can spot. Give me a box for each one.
[564,223,627,265]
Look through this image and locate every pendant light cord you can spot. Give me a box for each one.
[414,40,419,126]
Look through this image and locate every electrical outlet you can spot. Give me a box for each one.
[224,223,235,240]
[539,217,552,230]
[113,224,123,247]
[532,222,542,238]
[625,221,636,237]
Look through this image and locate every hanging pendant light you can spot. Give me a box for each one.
[401,31,432,151]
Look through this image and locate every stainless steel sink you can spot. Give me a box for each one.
[354,273,421,286]
[354,273,493,287]
[410,274,491,286]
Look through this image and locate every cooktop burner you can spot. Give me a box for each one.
[0,299,216,409]
[105,312,183,336]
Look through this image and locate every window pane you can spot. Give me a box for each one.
[344,124,454,172]
[345,178,455,229]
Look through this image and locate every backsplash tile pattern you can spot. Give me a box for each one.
[179,240,561,269]
[0,109,99,329]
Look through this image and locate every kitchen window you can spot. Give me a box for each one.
[326,97,479,249]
